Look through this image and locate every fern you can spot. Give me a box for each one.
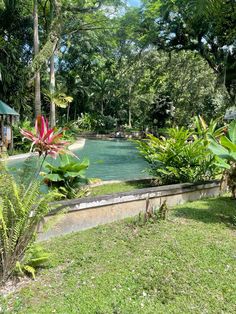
[14,244,51,280]
[23,265,36,280]
[0,162,57,285]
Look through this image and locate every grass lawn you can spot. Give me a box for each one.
[89,181,152,197]
[1,197,236,314]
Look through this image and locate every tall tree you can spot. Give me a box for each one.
[33,0,41,117]
[0,0,33,116]
[141,0,236,103]
[48,0,60,127]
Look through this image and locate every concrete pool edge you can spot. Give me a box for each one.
[38,180,222,241]
[2,138,86,162]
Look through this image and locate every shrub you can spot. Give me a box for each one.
[42,155,89,199]
[12,120,34,153]
[0,116,70,285]
[136,127,218,185]
[208,120,236,198]
[14,244,50,279]
[0,162,58,284]
[193,115,225,143]
[78,113,116,133]
[60,121,79,143]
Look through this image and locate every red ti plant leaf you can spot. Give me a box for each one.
[20,115,69,158]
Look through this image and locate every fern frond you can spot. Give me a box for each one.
[23,265,36,280]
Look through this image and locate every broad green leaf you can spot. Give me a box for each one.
[23,265,36,279]
[45,173,62,181]
[220,136,236,152]
[64,172,82,178]
[214,158,231,169]
[230,152,236,160]
[208,136,230,158]
[228,120,236,144]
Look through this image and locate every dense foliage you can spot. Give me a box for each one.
[141,0,236,103]
[209,120,236,198]
[0,115,73,284]
[43,155,89,199]
[0,161,58,284]
[0,0,234,130]
[77,113,116,133]
[136,127,219,184]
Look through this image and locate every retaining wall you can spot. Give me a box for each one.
[38,180,221,241]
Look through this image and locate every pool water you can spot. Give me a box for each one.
[75,139,149,180]
[8,139,150,181]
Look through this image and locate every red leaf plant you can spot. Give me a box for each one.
[20,115,68,158]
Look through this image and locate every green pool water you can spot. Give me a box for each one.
[8,139,150,181]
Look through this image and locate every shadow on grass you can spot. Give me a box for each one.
[174,196,236,227]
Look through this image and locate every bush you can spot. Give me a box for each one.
[42,155,89,199]
[0,115,71,285]
[208,120,236,198]
[12,120,34,153]
[58,121,80,143]
[0,161,58,284]
[136,127,219,185]
[77,113,116,133]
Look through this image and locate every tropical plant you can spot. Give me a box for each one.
[77,113,116,133]
[44,89,73,109]
[42,155,89,199]
[193,115,225,140]
[12,120,34,153]
[20,115,68,158]
[142,0,236,102]
[60,123,78,143]
[14,244,50,279]
[208,120,236,198]
[0,115,72,285]
[136,127,218,184]
[0,163,59,284]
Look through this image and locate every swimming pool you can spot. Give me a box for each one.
[8,139,150,181]
[74,139,149,180]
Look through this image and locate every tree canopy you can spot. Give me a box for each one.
[0,0,234,129]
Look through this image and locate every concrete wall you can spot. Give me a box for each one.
[38,181,221,241]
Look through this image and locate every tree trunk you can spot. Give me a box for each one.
[128,106,132,128]
[33,0,41,117]
[50,53,56,127]
[49,0,57,127]
[101,96,104,115]
[67,104,70,123]
[128,86,132,128]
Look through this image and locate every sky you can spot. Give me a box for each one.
[128,0,141,7]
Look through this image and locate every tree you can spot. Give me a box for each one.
[34,0,41,117]
[0,0,33,116]
[141,0,236,103]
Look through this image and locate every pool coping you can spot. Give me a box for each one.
[49,180,220,214]
[38,179,222,240]
[2,139,86,162]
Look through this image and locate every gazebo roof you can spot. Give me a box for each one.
[0,100,19,116]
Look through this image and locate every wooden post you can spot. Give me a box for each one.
[1,116,4,151]
[10,115,13,150]
[0,116,2,153]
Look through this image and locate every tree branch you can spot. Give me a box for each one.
[63,0,102,13]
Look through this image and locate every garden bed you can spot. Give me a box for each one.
[1,197,236,313]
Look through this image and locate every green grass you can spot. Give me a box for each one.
[1,197,236,314]
[89,181,151,197]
